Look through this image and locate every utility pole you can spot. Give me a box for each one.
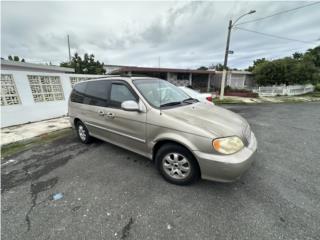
[219,10,256,100]
[220,20,232,100]
[67,35,71,62]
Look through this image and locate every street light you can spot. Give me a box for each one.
[219,10,256,100]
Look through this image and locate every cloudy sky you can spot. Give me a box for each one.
[1,1,320,69]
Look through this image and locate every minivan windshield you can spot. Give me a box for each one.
[133,79,197,108]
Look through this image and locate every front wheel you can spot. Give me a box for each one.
[76,121,92,144]
[155,144,200,185]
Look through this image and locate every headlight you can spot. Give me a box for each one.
[212,136,244,154]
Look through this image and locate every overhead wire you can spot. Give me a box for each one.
[235,2,320,26]
[234,26,317,44]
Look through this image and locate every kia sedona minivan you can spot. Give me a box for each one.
[68,77,257,185]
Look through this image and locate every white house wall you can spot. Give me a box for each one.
[211,72,252,89]
[227,73,246,89]
[1,70,104,128]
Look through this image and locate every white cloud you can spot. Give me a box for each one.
[1,1,319,69]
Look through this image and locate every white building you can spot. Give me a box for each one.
[212,70,254,89]
[1,60,104,127]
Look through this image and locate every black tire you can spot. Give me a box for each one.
[76,121,92,144]
[155,143,200,185]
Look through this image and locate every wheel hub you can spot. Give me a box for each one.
[162,153,191,180]
[78,125,86,141]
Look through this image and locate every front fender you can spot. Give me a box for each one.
[148,127,213,157]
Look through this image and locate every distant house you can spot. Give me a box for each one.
[104,64,133,74]
[108,65,215,92]
[107,64,254,91]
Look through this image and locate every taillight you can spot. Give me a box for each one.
[206,96,212,102]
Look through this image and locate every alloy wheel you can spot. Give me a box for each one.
[78,125,87,141]
[162,153,191,180]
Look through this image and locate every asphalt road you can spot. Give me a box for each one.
[1,103,320,240]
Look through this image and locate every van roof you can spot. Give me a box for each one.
[73,75,161,87]
[78,76,158,81]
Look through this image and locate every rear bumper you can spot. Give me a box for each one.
[193,132,257,182]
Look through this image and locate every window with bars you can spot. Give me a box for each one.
[70,77,94,88]
[1,74,21,106]
[28,75,65,102]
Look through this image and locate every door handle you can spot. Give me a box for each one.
[98,110,105,116]
[106,112,115,119]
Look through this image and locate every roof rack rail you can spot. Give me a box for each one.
[76,75,122,81]
[104,74,122,77]
[73,73,149,81]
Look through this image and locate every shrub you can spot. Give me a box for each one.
[224,86,233,92]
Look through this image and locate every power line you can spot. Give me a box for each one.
[235,2,320,26]
[234,26,317,44]
[233,45,311,60]
[230,46,311,62]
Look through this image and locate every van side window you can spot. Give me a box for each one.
[84,80,109,107]
[110,83,137,108]
[70,82,87,104]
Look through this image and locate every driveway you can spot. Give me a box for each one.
[1,103,320,240]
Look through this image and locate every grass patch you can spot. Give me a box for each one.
[1,128,72,159]
[278,98,305,103]
[299,92,320,98]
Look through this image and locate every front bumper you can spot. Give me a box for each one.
[193,132,257,182]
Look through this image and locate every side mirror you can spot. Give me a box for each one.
[121,100,139,111]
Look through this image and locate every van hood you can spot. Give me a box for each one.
[163,102,250,140]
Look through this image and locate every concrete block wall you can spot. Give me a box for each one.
[1,70,104,127]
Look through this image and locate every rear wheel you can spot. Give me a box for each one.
[155,143,200,185]
[76,121,92,144]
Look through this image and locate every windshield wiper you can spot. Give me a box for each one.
[182,98,199,103]
[160,101,182,107]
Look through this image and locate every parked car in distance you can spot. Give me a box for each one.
[179,86,214,104]
[68,77,257,185]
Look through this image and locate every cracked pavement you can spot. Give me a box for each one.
[1,103,320,240]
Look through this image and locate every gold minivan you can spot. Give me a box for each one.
[68,77,257,185]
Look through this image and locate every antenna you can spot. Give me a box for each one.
[158,56,162,115]
[67,35,71,62]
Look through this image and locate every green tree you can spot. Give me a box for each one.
[8,55,25,62]
[253,56,320,86]
[60,53,106,74]
[246,58,267,72]
[201,63,229,71]
[197,66,208,70]
[213,63,225,71]
[292,52,303,60]
[304,46,320,67]
[251,45,320,86]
